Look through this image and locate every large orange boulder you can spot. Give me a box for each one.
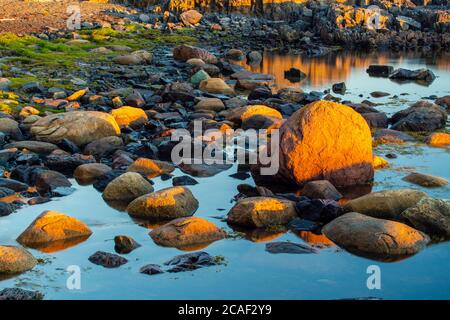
[0,246,37,274]
[273,100,374,187]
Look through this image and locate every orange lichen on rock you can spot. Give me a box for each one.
[127,157,175,178]
[426,132,450,146]
[275,100,374,187]
[150,216,225,249]
[127,186,199,220]
[111,106,148,128]
[227,196,297,228]
[226,105,282,124]
[17,211,92,250]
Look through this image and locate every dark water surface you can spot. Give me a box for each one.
[0,50,449,299]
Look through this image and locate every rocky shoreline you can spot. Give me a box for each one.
[0,0,449,300]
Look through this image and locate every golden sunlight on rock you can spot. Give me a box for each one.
[226,104,282,124]
[111,106,148,128]
[322,212,430,260]
[127,186,199,220]
[426,132,450,146]
[150,216,225,249]
[373,155,389,169]
[127,157,175,178]
[274,100,374,187]
[17,211,92,251]
[296,231,335,247]
[227,196,297,228]
[199,78,234,95]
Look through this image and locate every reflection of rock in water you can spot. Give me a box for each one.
[26,236,91,254]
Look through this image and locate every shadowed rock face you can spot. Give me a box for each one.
[30,111,121,146]
[267,100,374,187]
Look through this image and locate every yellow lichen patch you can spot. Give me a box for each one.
[127,157,175,178]
[426,132,450,146]
[373,155,389,169]
[17,210,92,250]
[19,106,40,117]
[253,197,286,212]
[67,89,88,101]
[111,106,148,128]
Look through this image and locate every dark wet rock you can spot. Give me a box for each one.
[332,82,346,94]
[361,112,388,128]
[389,68,436,84]
[366,65,394,77]
[172,175,198,186]
[284,67,306,82]
[248,86,272,100]
[225,48,245,60]
[88,251,128,268]
[227,197,297,228]
[44,152,96,175]
[150,217,225,249]
[265,241,317,254]
[0,118,23,140]
[0,186,15,197]
[103,172,153,203]
[73,163,112,184]
[288,218,320,232]
[179,162,232,177]
[228,172,250,180]
[322,212,429,261]
[301,180,342,200]
[164,251,219,273]
[162,82,195,102]
[373,129,415,144]
[140,264,164,276]
[127,157,175,178]
[0,245,37,274]
[4,141,59,155]
[277,87,305,103]
[93,170,124,192]
[0,288,43,300]
[0,178,28,192]
[28,196,50,205]
[127,186,199,221]
[390,101,447,132]
[370,91,390,98]
[403,172,448,188]
[35,170,71,195]
[242,114,282,131]
[343,189,427,221]
[125,91,145,108]
[83,136,123,159]
[114,235,141,254]
[0,202,14,217]
[57,138,81,154]
[401,198,450,238]
[295,197,343,223]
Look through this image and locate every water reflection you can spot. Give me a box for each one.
[235,50,450,89]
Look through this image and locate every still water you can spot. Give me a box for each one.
[0,50,449,299]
